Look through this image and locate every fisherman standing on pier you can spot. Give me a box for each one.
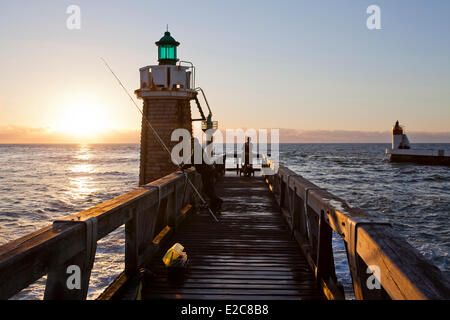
[240,137,254,177]
[182,138,223,213]
[244,137,253,165]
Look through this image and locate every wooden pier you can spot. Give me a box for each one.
[1,159,449,300]
[140,175,323,300]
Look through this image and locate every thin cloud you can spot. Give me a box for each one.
[277,128,450,143]
[0,126,449,144]
[0,126,140,144]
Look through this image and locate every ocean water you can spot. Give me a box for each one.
[0,143,448,299]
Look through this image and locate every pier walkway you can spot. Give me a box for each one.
[142,175,323,300]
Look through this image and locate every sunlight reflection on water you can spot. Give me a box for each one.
[70,164,96,173]
[68,176,98,199]
[68,146,98,199]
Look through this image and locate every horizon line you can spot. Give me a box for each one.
[1,142,450,145]
[1,126,450,144]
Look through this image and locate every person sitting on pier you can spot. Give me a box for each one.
[181,138,223,213]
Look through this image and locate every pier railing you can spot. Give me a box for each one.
[0,168,201,300]
[262,158,450,300]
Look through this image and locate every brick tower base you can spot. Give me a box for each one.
[139,96,193,185]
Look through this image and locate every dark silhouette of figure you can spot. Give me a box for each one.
[244,137,252,165]
[241,137,254,177]
[182,138,223,213]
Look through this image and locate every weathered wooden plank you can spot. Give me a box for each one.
[97,272,129,300]
[186,254,307,259]
[143,293,308,300]
[185,259,308,265]
[145,287,317,296]
[182,274,309,280]
[149,282,317,290]
[357,224,450,300]
[150,278,314,285]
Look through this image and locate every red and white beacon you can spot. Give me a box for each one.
[392,120,410,150]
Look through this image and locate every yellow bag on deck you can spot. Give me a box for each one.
[162,243,188,267]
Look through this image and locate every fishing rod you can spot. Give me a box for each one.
[101,57,219,222]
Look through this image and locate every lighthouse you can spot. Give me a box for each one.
[387,120,449,165]
[392,120,403,149]
[392,120,410,150]
[135,30,196,185]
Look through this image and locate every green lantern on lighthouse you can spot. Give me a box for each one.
[155,30,180,65]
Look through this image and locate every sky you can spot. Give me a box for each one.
[0,0,449,143]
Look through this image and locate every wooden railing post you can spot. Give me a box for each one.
[315,210,344,300]
[125,207,139,276]
[345,223,392,300]
[290,187,299,234]
[44,251,89,300]
[274,175,281,202]
[167,188,177,228]
[279,178,286,210]
[305,206,319,262]
[44,218,97,300]
[193,171,203,208]
[296,194,309,241]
